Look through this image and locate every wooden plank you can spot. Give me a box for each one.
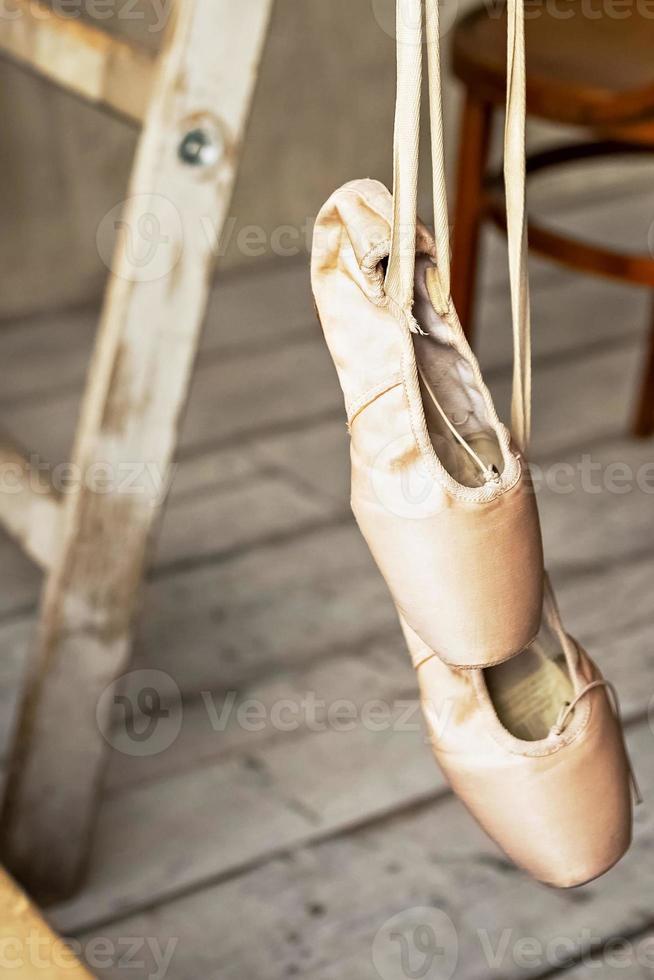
[149,314,645,460]
[43,543,653,933]
[0,619,32,774]
[0,178,646,912]
[106,515,654,797]
[0,184,650,466]
[2,415,651,796]
[0,0,275,902]
[107,594,654,802]
[561,940,654,978]
[0,309,97,409]
[138,523,395,694]
[155,472,333,569]
[0,80,648,944]
[0,474,644,797]
[0,202,647,412]
[0,261,317,409]
[0,394,648,930]
[0,868,93,979]
[49,680,441,935]
[0,408,650,704]
[104,638,418,794]
[476,263,647,372]
[68,718,654,980]
[538,438,654,573]
[0,299,644,474]
[0,539,40,620]
[0,436,61,568]
[0,326,645,643]
[132,414,653,699]
[0,0,155,123]
[104,552,654,808]
[252,420,654,570]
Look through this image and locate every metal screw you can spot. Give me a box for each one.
[178,127,222,167]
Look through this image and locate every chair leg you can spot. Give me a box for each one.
[0,0,274,904]
[632,295,654,437]
[451,94,493,345]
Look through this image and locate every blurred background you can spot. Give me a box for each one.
[0,0,529,316]
[1,0,654,978]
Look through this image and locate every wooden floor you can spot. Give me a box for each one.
[1,175,654,979]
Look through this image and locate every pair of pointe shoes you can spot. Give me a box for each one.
[311,178,636,889]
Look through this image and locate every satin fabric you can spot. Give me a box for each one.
[409,623,633,888]
[312,179,544,667]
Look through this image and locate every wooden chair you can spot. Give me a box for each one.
[450,0,654,436]
[0,0,273,903]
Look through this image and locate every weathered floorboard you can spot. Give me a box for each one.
[0,0,275,902]
[0,174,651,972]
[69,720,653,980]
[0,183,649,469]
[42,537,653,934]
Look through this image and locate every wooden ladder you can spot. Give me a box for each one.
[0,0,273,903]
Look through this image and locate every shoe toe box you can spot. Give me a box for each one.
[418,656,633,888]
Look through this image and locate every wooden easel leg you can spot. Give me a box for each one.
[0,0,274,903]
[632,294,654,438]
[451,95,493,345]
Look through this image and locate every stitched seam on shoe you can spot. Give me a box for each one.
[472,668,593,759]
[437,627,541,671]
[400,603,543,674]
[333,182,522,504]
[392,299,523,504]
[411,626,541,673]
[347,375,403,427]
[337,182,516,488]
[409,650,594,762]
